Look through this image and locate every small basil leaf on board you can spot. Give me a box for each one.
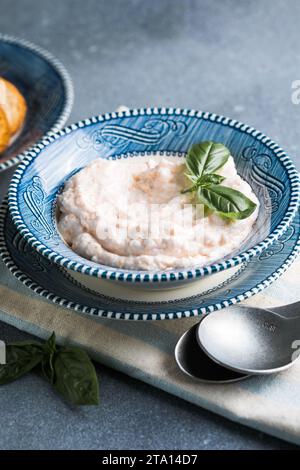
[52,347,99,406]
[198,173,225,186]
[197,185,257,220]
[0,342,44,385]
[44,332,56,355]
[186,141,230,178]
[42,332,57,383]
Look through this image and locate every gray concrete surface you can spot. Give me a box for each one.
[0,0,299,450]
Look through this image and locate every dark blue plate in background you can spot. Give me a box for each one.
[0,34,73,172]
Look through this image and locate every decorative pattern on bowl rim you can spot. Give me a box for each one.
[7,107,300,284]
[0,33,74,171]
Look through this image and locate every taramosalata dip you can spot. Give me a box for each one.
[57,154,259,270]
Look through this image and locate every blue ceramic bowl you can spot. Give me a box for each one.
[0,34,73,172]
[8,108,300,288]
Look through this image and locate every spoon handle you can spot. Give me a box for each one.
[270,300,300,318]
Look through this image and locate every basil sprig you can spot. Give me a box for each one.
[0,333,99,406]
[182,141,257,220]
[0,342,44,385]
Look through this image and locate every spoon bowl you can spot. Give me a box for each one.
[196,305,300,375]
[175,320,250,383]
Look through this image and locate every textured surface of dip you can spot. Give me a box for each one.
[57,154,259,270]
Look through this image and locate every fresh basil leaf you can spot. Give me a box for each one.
[44,332,56,354]
[199,173,225,186]
[185,172,198,184]
[0,342,44,385]
[197,184,257,220]
[181,184,197,194]
[0,334,101,407]
[186,141,230,178]
[182,173,225,193]
[42,332,57,384]
[52,347,99,406]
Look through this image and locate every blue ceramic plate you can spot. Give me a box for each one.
[8,108,300,287]
[0,34,73,172]
[0,200,299,320]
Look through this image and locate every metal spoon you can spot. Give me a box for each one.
[174,317,250,383]
[196,302,300,375]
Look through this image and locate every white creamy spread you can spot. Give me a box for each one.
[57,154,259,270]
